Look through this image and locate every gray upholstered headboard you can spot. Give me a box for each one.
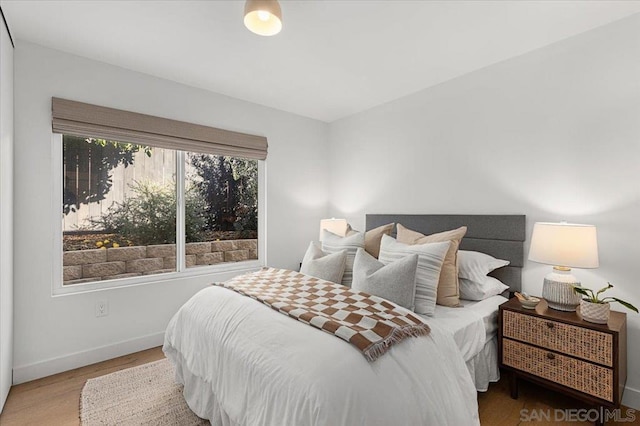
[365,214,526,292]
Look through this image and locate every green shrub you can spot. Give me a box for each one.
[93,181,207,245]
[188,154,258,232]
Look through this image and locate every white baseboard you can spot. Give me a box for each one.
[12,331,165,384]
[623,385,640,410]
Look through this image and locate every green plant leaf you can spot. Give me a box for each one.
[596,283,614,297]
[573,286,596,302]
[572,281,638,312]
[611,298,639,313]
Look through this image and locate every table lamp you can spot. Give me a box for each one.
[528,222,599,311]
[319,218,348,241]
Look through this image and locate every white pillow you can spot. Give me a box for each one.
[458,250,509,283]
[321,229,365,287]
[352,248,419,310]
[378,234,450,315]
[459,276,509,301]
[300,242,347,284]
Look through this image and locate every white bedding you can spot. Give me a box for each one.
[164,285,480,426]
[466,336,499,392]
[424,295,506,361]
[458,295,507,340]
[423,295,507,391]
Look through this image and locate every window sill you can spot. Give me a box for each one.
[52,260,263,297]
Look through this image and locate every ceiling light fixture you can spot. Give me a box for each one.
[244,0,282,36]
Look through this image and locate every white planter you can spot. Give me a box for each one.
[580,300,610,324]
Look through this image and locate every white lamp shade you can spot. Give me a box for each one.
[319,218,348,241]
[528,222,599,269]
[244,0,282,36]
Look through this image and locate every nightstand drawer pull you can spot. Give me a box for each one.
[546,352,555,360]
[502,311,613,366]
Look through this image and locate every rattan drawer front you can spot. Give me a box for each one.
[503,339,613,402]
[503,310,612,366]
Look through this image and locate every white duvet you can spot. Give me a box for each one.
[163,285,480,426]
[425,305,486,363]
[426,295,508,362]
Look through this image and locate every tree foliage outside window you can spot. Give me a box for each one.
[63,137,259,247]
[188,154,258,233]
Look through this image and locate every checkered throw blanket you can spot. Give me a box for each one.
[215,268,430,361]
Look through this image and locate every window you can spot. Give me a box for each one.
[185,153,258,268]
[52,98,266,293]
[60,135,260,287]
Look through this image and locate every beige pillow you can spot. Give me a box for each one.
[364,223,394,258]
[396,224,467,307]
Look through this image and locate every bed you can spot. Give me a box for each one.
[366,214,525,392]
[163,214,525,425]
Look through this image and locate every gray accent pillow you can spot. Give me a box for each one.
[352,248,419,310]
[378,235,450,316]
[300,242,347,284]
[321,229,365,287]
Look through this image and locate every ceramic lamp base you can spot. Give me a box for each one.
[542,268,582,311]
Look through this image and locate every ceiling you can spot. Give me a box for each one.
[2,1,640,122]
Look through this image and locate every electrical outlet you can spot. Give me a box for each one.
[96,300,109,317]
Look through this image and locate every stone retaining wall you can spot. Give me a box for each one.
[63,240,258,285]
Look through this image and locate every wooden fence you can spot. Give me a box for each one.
[63,149,177,231]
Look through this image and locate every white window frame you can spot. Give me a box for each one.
[52,134,266,296]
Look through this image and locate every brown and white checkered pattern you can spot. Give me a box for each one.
[215,268,430,361]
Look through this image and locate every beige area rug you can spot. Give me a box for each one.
[80,359,210,425]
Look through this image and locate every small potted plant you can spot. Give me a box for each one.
[573,283,638,324]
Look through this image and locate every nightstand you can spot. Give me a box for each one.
[499,298,627,425]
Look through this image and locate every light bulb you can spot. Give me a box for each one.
[244,0,282,36]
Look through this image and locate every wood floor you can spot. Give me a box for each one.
[0,347,165,426]
[0,346,637,425]
[478,377,639,425]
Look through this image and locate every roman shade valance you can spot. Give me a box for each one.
[52,97,268,160]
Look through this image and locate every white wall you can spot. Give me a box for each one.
[329,14,640,408]
[11,10,640,410]
[0,13,14,410]
[13,41,329,382]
